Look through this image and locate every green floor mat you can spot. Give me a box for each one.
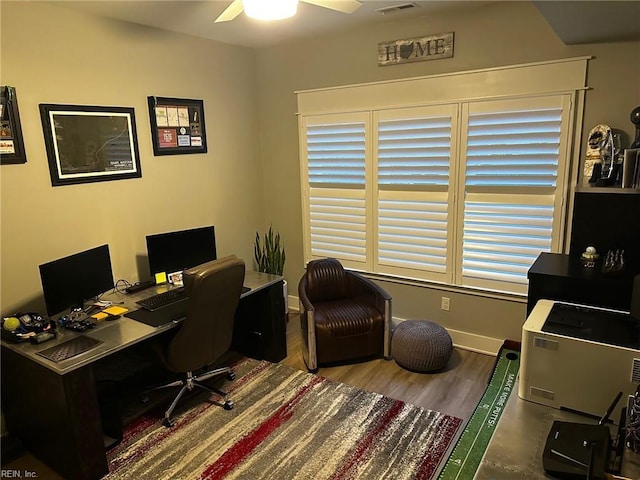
[438,346,521,480]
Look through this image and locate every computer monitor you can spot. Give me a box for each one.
[39,244,115,316]
[146,226,217,277]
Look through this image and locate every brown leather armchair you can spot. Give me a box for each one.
[298,258,392,372]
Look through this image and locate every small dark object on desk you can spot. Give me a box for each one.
[60,318,96,332]
[105,314,120,321]
[126,280,156,294]
[30,331,56,344]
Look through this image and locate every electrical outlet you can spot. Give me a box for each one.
[441,296,450,311]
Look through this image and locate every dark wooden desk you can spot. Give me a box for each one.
[0,271,285,480]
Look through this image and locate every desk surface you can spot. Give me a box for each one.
[1,270,282,375]
[475,379,640,479]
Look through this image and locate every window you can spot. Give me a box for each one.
[456,96,572,293]
[298,59,587,295]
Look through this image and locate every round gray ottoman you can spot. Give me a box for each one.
[392,320,453,372]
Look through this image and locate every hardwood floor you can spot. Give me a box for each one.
[282,313,496,421]
[3,313,496,478]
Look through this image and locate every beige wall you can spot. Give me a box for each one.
[255,1,640,346]
[1,1,639,348]
[0,2,264,315]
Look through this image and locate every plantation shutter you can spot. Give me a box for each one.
[300,113,370,270]
[374,106,457,282]
[457,95,571,293]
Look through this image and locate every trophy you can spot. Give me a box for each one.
[630,106,640,149]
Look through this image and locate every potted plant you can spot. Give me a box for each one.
[254,226,287,312]
[254,226,285,275]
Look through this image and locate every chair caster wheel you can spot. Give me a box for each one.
[223,400,234,410]
[163,418,175,428]
[227,372,236,381]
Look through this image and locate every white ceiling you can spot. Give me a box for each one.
[57,0,494,48]
[58,0,640,49]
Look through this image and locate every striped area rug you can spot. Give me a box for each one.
[105,358,462,480]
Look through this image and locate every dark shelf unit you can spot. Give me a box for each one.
[527,252,637,315]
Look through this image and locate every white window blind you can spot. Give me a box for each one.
[458,96,570,293]
[377,115,452,186]
[374,106,457,282]
[301,114,369,269]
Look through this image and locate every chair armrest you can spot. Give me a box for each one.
[346,271,392,312]
[298,275,315,313]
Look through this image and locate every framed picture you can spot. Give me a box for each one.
[39,104,142,186]
[147,96,207,156]
[1,86,27,165]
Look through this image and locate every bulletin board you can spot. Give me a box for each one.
[147,96,207,156]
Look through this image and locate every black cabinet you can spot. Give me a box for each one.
[527,252,637,315]
[233,280,287,362]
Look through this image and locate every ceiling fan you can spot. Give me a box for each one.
[214,0,363,23]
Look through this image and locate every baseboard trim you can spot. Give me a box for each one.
[446,328,503,356]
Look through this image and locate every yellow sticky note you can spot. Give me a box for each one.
[92,312,108,321]
[155,272,168,285]
[104,306,128,316]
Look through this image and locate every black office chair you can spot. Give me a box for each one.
[148,255,245,427]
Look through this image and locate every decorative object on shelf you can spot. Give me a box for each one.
[147,96,207,156]
[580,246,599,268]
[40,104,142,187]
[630,106,640,149]
[601,249,625,275]
[584,124,611,186]
[585,123,622,187]
[622,148,640,188]
[627,384,640,454]
[0,86,27,165]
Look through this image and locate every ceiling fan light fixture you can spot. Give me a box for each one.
[243,0,299,21]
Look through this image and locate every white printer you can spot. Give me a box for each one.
[519,299,640,424]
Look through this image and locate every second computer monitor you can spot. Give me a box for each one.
[146,226,217,276]
[39,244,115,316]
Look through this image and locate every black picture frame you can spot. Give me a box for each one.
[147,96,207,156]
[39,104,142,187]
[1,86,27,165]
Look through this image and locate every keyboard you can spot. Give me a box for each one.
[137,288,187,311]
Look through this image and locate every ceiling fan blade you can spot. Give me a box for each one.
[214,0,244,23]
[301,0,363,14]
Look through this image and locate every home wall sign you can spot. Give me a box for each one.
[1,86,27,165]
[148,96,207,156]
[378,32,454,66]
